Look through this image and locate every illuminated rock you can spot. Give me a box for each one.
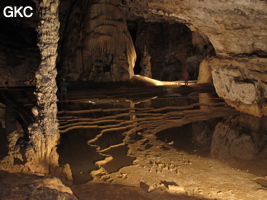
[59,0,136,82]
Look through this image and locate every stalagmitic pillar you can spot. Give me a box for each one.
[26,0,60,174]
[140,46,152,78]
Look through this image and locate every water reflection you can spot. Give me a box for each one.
[156,119,220,157]
[98,144,136,174]
[57,86,267,186]
[211,114,267,176]
[58,128,105,184]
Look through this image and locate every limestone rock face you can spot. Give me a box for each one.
[211,57,267,117]
[59,0,136,82]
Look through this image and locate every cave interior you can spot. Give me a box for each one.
[0,0,267,200]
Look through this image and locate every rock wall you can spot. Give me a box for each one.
[123,0,267,116]
[0,47,40,86]
[211,57,267,117]
[59,0,136,82]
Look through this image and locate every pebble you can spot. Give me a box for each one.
[168,185,185,193]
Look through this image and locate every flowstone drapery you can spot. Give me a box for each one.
[59,0,136,82]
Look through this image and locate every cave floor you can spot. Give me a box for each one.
[57,84,267,200]
[1,83,267,200]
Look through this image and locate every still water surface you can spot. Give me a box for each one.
[57,85,267,186]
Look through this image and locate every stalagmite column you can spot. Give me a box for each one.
[26,0,60,174]
[140,46,152,78]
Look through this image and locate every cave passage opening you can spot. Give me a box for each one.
[127,19,215,84]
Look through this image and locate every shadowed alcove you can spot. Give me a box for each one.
[127,19,215,81]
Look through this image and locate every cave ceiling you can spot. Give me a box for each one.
[123,0,267,57]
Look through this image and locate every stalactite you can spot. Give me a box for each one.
[26,0,60,175]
